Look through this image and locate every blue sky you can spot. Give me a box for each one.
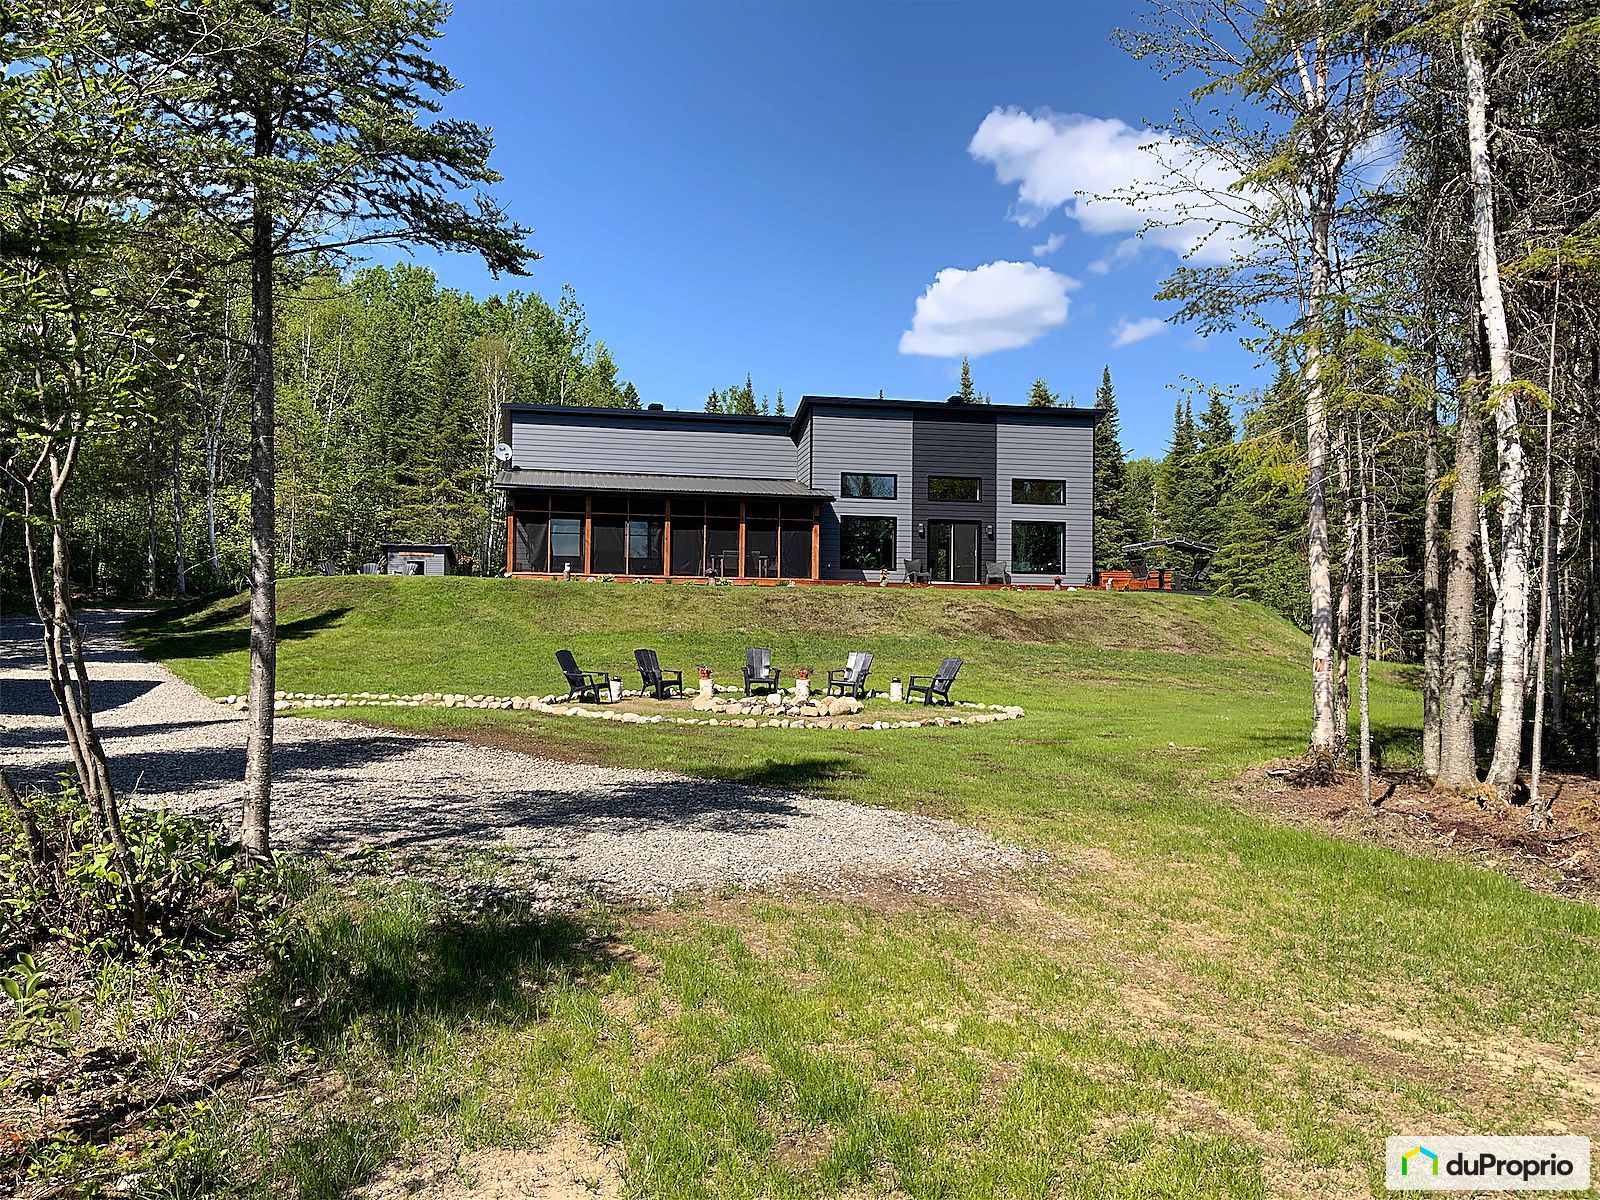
[400,0,1267,457]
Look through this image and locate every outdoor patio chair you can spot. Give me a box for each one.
[906,656,962,705]
[742,647,782,695]
[556,649,609,703]
[903,558,931,584]
[984,560,1011,585]
[826,651,874,698]
[634,648,683,700]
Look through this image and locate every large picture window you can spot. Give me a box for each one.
[1011,478,1065,505]
[1011,521,1064,574]
[927,476,981,502]
[840,516,897,571]
[550,518,584,571]
[841,472,896,500]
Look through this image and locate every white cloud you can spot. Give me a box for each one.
[899,260,1077,358]
[968,108,1257,266]
[1030,232,1066,258]
[1111,316,1169,348]
[1086,258,1111,275]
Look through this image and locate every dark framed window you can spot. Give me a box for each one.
[928,476,981,502]
[840,516,897,571]
[841,472,896,500]
[1011,478,1065,505]
[549,518,584,571]
[513,512,548,572]
[1012,521,1064,574]
[705,520,740,577]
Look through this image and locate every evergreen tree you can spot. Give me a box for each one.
[1028,378,1058,407]
[1192,392,1237,547]
[955,356,977,403]
[774,389,786,417]
[1157,401,1200,538]
[1091,366,1130,568]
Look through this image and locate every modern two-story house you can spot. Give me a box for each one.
[496,395,1103,586]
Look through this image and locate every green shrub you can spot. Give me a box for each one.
[0,778,287,958]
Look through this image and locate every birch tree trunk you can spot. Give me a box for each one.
[1357,420,1372,806]
[1335,424,1356,748]
[1477,508,1503,714]
[1305,195,1339,762]
[144,453,158,599]
[1463,12,1531,799]
[1422,373,1443,777]
[240,108,278,864]
[1437,388,1484,791]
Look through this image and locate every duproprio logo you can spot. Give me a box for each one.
[1385,1136,1590,1191]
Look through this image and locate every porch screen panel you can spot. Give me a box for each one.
[705,520,739,576]
[628,519,664,575]
[590,516,626,574]
[550,518,583,573]
[670,519,703,574]
[745,524,778,578]
[513,513,548,573]
[779,525,812,578]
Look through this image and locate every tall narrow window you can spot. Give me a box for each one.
[628,518,663,575]
[513,513,548,573]
[590,517,626,574]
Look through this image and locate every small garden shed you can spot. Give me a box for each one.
[378,543,458,576]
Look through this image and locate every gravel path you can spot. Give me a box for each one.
[0,611,1019,903]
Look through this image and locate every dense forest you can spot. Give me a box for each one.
[5,0,1600,871]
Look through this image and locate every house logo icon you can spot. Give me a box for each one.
[1401,1146,1440,1177]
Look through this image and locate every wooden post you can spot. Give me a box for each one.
[738,500,747,580]
[811,504,820,580]
[583,495,592,575]
[663,497,672,580]
[504,506,514,575]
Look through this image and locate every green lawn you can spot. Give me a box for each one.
[128,579,1600,1199]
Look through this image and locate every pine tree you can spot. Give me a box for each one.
[1157,401,1201,539]
[1192,392,1237,547]
[956,357,977,403]
[1029,378,1058,407]
[1091,366,1130,568]
[774,389,786,417]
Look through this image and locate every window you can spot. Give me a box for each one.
[669,517,703,575]
[927,476,981,502]
[590,516,626,574]
[840,516,897,571]
[1011,478,1065,505]
[745,524,778,578]
[1011,521,1064,574]
[513,513,548,572]
[550,518,584,571]
[841,472,897,500]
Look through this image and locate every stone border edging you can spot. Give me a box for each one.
[212,688,1025,732]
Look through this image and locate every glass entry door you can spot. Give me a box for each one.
[928,521,980,582]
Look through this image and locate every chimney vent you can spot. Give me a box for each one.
[647,403,664,411]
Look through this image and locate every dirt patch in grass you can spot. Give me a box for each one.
[356,1126,621,1199]
[1235,767,1600,902]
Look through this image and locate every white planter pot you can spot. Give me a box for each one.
[698,677,714,699]
[795,679,810,701]
[889,679,903,703]
[609,679,623,703]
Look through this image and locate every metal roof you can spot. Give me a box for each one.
[494,468,831,499]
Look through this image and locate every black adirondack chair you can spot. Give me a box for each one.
[742,647,782,695]
[903,558,931,584]
[984,560,1011,585]
[906,657,962,705]
[557,649,609,702]
[634,648,683,699]
[827,651,874,698]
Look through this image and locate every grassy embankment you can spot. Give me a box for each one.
[126,578,1600,1200]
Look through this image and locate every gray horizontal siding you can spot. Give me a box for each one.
[811,411,914,580]
[995,417,1094,584]
[383,549,448,576]
[510,410,798,480]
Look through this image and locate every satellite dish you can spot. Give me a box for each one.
[494,442,514,464]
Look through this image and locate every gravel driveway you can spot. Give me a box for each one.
[0,611,1018,903]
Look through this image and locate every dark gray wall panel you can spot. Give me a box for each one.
[808,409,913,579]
[911,413,998,571]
